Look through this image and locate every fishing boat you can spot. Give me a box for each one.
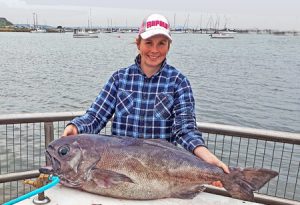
[30,13,46,33]
[73,28,98,38]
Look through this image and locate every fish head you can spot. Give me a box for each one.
[40,135,101,187]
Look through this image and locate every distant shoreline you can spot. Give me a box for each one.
[0,27,299,36]
[0,27,31,32]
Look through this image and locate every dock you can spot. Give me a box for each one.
[0,111,299,205]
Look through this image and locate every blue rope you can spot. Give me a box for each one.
[3,175,60,205]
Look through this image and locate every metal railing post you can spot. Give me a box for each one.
[44,122,54,165]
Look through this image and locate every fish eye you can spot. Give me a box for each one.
[58,146,70,157]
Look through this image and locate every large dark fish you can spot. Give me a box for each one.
[40,134,278,201]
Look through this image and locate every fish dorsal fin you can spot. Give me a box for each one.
[89,168,134,188]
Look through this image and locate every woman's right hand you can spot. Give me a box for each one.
[62,124,78,136]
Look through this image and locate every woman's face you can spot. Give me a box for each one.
[137,35,170,74]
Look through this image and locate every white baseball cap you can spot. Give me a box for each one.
[138,14,172,41]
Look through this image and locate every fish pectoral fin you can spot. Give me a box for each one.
[171,185,206,199]
[90,169,134,188]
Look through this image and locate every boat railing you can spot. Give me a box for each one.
[0,111,299,205]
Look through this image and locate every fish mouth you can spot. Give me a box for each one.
[39,150,61,174]
[39,150,81,188]
[39,165,54,174]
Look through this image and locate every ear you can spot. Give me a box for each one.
[168,41,171,49]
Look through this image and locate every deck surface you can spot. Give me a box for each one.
[17,185,263,205]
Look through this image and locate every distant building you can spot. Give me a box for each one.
[0,17,13,27]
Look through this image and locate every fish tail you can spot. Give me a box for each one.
[221,167,278,201]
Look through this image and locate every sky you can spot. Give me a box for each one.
[0,0,299,30]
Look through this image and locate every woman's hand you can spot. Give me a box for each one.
[193,146,230,188]
[193,146,230,173]
[62,124,78,136]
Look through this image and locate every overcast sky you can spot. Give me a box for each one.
[0,0,299,30]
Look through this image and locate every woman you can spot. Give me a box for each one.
[63,14,229,177]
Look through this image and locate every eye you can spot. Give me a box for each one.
[58,146,70,157]
[159,41,167,46]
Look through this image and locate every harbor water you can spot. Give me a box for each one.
[0,32,299,133]
[0,32,300,203]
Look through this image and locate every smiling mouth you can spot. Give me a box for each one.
[148,55,159,60]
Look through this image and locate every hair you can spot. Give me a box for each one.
[135,35,171,49]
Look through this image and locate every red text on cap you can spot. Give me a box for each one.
[146,20,169,29]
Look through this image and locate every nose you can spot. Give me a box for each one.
[150,44,159,53]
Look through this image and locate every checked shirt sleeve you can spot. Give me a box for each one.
[172,77,206,153]
[70,73,118,134]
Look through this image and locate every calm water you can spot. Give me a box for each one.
[0,32,299,133]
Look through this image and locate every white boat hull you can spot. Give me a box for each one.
[73,28,98,38]
[73,34,98,38]
[210,33,234,39]
[30,29,47,33]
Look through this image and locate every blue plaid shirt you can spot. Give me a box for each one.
[70,55,205,153]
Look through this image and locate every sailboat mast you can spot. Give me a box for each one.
[173,13,176,30]
[32,13,36,29]
[36,13,38,28]
[89,8,93,30]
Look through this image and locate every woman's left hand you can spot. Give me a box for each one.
[193,146,230,188]
[193,146,230,173]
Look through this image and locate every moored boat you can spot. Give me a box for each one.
[210,32,234,39]
[30,12,47,33]
[73,28,98,38]
[30,28,47,33]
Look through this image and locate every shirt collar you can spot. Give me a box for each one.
[135,55,167,78]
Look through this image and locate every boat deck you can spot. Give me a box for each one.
[18,185,262,205]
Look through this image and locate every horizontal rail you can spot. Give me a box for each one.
[0,112,299,144]
[0,170,40,183]
[0,111,85,124]
[197,122,300,145]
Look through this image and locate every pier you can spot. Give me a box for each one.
[0,112,299,204]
